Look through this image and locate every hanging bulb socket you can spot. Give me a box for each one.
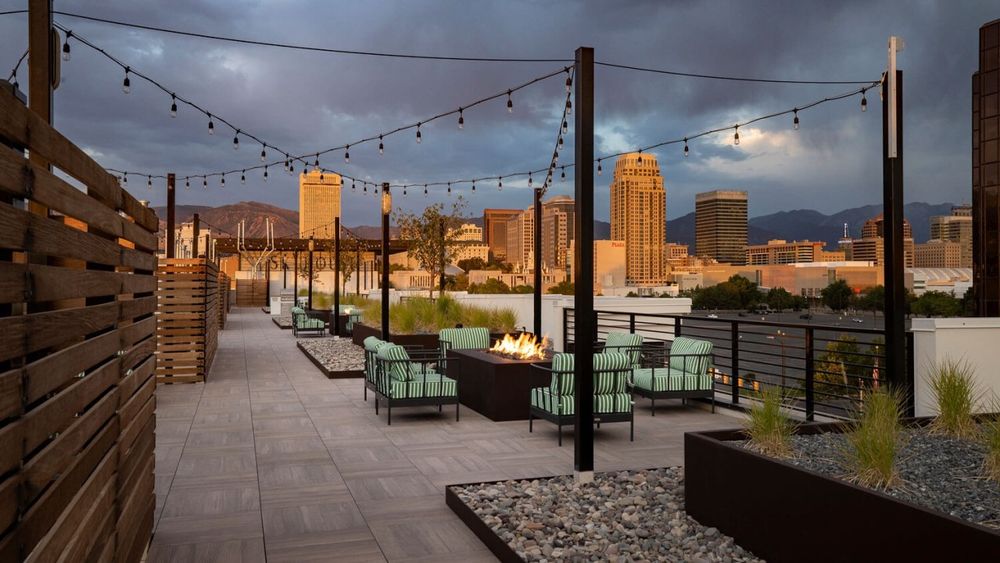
[170,94,177,117]
[416,123,422,143]
[565,98,572,115]
[861,90,868,112]
[733,125,740,146]
[364,183,367,193]
[472,180,476,192]
[147,175,152,189]
[352,180,356,191]
[498,177,503,191]
[458,108,464,129]
[220,175,225,187]
[260,146,267,162]
[565,69,572,93]
[562,120,568,134]
[122,67,131,94]
[241,170,246,184]
[597,160,602,175]
[683,138,689,157]
[424,184,428,196]
[560,167,566,181]
[264,166,269,181]
[202,177,207,189]
[793,109,799,130]
[185,177,190,190]
[207,114,215,135]
[61,31,71,61]
[123,172,128,185]
[506,90,513,113]
[233,130,240,150]
[345,145,350,163]
[528,172,533,188]
[378,135,384,155]
[447,182,451,194]
[637,150,643,165]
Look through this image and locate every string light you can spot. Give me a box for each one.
[447,182,451,194]
[284,154,290,171]
[220,174,226,187]
[507,90,513,112]
[122,67,130,93]
[558,136,564,150]
[565,69,572,92]
[260,145,267,161]
[637,150,643,165]
[560,166,566,181]
[314,154,320,168]
[288,161,294,174]
[562,119,568,134]
[374,184,378,194]
[207,113,215,135]
[170,94,177,117]
[233,130,240,150]
[263,166,268,181]
[363,183,367,193]
[733,125,740,145]
[62,31,71,61]
[793,109,799,130]
[861,89,868,112]
[458,108,464,129]
[378,136,384,155]
[185,177,190,189]
[565,98,572,115]
[241,170,246,184]
[597,160,602,175]
[202,177,207,189]
[528,172,533,188]
[683,138,689,157]
[424,184,428,196]
[345,145,350,163]
[146,175,151,189]
[416,123,422,143]
[123,171,128,185]
[471,180,476,192]
[403,186,407,196]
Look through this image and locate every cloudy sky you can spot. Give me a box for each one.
[1,1,993,226]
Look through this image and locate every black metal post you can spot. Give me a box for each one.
[805,327,815,421]
[882,69,907,408]
[356,247,361,295]
[192,213,200,258]
[534,187,543,337]
[730,322,740,405]
[265,260,271,308]
[293,250,299,302]
[334,216,341,335]
[308,235,314,310]
[439,218,446,297]
[381,183,391,340]
[572,46,595,479]
[282,260,287,289]
[166,173,176,258]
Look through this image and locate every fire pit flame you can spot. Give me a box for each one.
[490,332,549,360]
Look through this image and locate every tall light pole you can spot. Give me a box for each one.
[307,235,315,310]
[533,187,543,336]
[381,183,392,340]
[334,216,341,335]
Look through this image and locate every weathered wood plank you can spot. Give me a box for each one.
[0,262,155,304]
[0,301,118,365]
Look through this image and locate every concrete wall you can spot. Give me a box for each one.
[911,317,1000,416]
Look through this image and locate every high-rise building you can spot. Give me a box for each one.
[483,208,520,260]
[746,240,843,265]
[695,190,748,265]
[541,195,576,270]
[610,152,666,285]
[505,206,534,271]
[915,240,963,268]
[930,205,973,267]
[298,169,341,238]
[973,18,1000,315]
[448,223,490,264]
[850,214,914,267]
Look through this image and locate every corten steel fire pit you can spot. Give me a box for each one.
[447,334,552,421]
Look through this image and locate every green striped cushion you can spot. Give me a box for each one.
[669,337,713,375]
[548,353,575,395]
[377,344,414,381]
[291,307,304,314]
[632,368,714,392]
[605,332,643,365]
[548,352,630,395]
[531,389,632,416]
[363,336,384,352]
[388,373,457,398]
[296,317,325,329]
[439,327,490,352]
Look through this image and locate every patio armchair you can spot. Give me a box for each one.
[599,331,644,366]
[630,336,715,415]
[439,327,491,356]
[291,306,327,337]
[528,352,634,446]
[374,344,459,425]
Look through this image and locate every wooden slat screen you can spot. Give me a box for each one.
[155,258,220,384]
[218,272,230,329]
[235,278,268,308]
[0,86,157,562]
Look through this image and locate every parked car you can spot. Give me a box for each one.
[707,313,719,319]
[799,312,813,320]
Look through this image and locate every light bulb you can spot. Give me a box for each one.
[498,177,502,191]
[566,99,572,115]
[147,176,152,189]
[314,154,320,168]
[561,167,565,181]
[202,177,207,189]
[62,32,71,61]
[597,160,602,175]
[472,180,476,192]
[558,136,564,149]
[289,161,294,174]
[861,92,868,112]
[122,69,131,94]
[528,172,532,188]
[241,170,246,184]
[403,186,407,196]
[793,109,799,130]
[123,172,128,185]
[264,166,269,181]
[458,108,464,129]
[233,131,239,150]
[352,179,356,191]
[447,183,451,194]
[507,91,513,113]
[562,120,568,134]
[416,123,422,143]
[378,136,384,155]
[374,185,378,194]
[733,126,740,146]
[284,155,289,171]
[320,171,324,181]
[170,94,177,118]
[565,70,572,93]
[221,175,225,187]
[208,114,214,135]
[638,151,643,165]
[185,177,190,190]
[364,184,367,193]
[424,184,428,196]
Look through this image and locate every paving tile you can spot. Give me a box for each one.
[147,538,266,563]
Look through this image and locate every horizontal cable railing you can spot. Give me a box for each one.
[563,308,912,421]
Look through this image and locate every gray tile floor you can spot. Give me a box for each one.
[150,308,739,562]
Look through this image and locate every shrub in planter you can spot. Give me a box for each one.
[983,397,1000,483]
[844,386,904,489]
[927,357,981,440]
[744,386,796,458]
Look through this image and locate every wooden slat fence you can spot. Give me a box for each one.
[0,86,158,562]
[218,272,230,329]
[235,278,268,308]
[155,258,219,384]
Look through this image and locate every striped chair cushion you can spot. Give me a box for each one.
[531,389,632,416]
[548,352,630,395]
[296,317,325,329]
[605,332,643,365]
[363,336,384,352]
[669,337,713,375]
[439,327,490,353]
[377,344,414,381]
[632,368,713,392]
[388,374,457,398]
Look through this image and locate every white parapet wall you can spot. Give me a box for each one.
[911,317,1000,416]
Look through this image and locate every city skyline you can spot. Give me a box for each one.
[1,2,993,223]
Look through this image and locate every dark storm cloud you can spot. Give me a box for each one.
[0,0,992,226]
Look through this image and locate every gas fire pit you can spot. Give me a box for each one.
[447,333,553,422]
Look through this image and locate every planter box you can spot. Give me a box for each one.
[684,423,1000,563]
[445,485,524,563]
[351,323,440,350]
[296,342,363,379]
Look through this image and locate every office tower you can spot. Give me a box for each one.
[852,214,914,267]
[448,223,490,263]
[974,18,1000,315]
[931,205,974,268]
[695,190,747,265]
[483,208,520,260]
[298,169,342,238]
[914,240,964,268]
[505,206,534,271]
[610,153,666,285]
[541,195,576,270]
[746,240,841,265]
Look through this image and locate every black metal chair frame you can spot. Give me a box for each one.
[527,362,634,446]
[373,355,460,425]
[628,343,716,415]
[291,308,327,337]
[364,344,437,401]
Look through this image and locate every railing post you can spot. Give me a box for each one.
[905,332,915,416]
[629,313,636,334]
[674,316,681,339]
[562,307,569,350]
[805,327,815,421]
[731,321,740,405]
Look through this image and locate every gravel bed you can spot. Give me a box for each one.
[273,315,292,328]
[453,468,763,562]
[297,337,365,372]
[786,428,1000,528]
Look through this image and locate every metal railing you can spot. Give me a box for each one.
[563,309,915,420]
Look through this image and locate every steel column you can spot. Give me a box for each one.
[883,69,907,408]
[334,216,341,335]
[381,183,391,340]
[192,213,200,258]
[166,173,176,258]
[439,218,446,297]
[572,46,595,479]
[307,236,314,310]
[533,187,543,336]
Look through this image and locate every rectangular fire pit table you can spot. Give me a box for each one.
[446,349,552,421]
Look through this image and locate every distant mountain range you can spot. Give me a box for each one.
[153,200,958,247]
